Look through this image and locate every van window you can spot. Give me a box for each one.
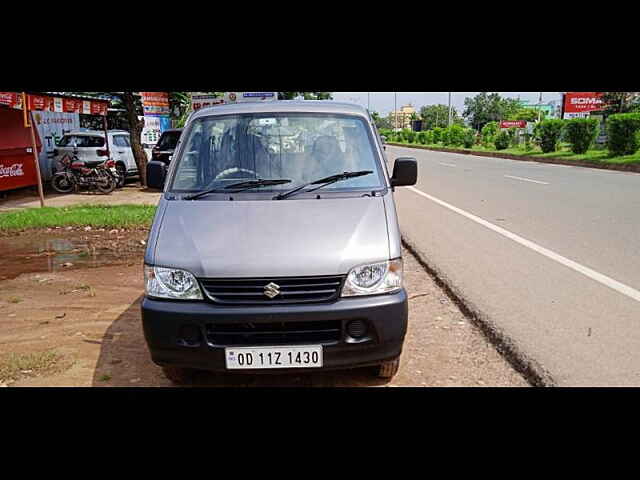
[113,135,130,147]
[170,114,384,193]
[58,135,105,147]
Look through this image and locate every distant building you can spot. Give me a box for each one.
[388,104,416,130]
[517,100,557,119]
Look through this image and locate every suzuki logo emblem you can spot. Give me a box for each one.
[264,282,280,299]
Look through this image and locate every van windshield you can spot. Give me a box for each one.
[169,113,384,193]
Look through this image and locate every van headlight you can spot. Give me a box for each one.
[341,259,403,297]
[144,265,203,300]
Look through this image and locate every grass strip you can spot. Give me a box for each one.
[0,204,157,231]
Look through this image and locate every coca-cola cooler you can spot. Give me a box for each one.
[0,106,41,193]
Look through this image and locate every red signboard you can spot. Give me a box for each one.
[500,120,527,129]
[563,92,605,116]
[1,92,109,116]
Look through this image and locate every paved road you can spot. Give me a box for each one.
[388,145,640,386]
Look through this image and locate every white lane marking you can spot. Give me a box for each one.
[504,175,549,185]
[438,162,457,168]
[406,186,640,303]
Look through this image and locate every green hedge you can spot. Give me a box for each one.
[564,118,599,154]
[607,113,640,156]
[494,130,510,150]
[536,119,565,153]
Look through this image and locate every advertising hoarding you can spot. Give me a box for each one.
[563,92,605,119]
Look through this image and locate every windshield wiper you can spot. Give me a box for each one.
[273,171,373,200]
[183,179,291,200]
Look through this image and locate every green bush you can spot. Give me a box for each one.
[606,113,640,156]
[425,130,434,144]
[481,122,498,146]
[462,129,475,148]
[406,130,417,143]
[494,131,510,150]
[416,131,427,144]
[563,118,600,154]
[447,124,465,146]
[432,127,444,144]
[536,119,565,153]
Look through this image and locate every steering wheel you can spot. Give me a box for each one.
[214,167,258,180]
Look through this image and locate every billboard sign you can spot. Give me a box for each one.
[563,92,605,119]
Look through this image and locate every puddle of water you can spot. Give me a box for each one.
[0,231,145,280]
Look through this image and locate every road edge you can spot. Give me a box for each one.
[402,234,556,387]
[388,142,640,173]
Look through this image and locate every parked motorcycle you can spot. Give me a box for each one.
[51,153,119,194]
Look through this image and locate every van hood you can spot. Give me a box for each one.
[153,196,390,278]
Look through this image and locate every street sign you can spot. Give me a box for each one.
[500,120,527,129]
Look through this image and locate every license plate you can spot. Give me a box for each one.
[225,345,323,370]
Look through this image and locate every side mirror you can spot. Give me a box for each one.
[390,157,417,187]
[147,160,167,190]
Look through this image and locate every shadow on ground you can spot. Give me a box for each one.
[91,296,390,387]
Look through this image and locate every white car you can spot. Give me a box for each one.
[53,130,139,187]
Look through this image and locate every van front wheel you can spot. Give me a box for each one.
[376,357,400,379]
[162,366,197,385]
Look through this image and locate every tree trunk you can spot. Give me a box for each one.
[122,92,148,187]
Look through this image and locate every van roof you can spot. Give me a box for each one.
[191,100,370,120]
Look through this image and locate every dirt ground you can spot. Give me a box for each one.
[0,228,528,387]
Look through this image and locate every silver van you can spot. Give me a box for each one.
[142,101,417,384]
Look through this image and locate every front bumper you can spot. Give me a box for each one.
[141,289,408,373]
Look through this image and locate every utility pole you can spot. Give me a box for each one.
[538,92,543,122]
[394,92,397,130]
[448,92,453,126]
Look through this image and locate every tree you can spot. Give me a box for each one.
[462,92,521,131]
[601,92,640,114]
[279,92,333,100]
[508,107,546,122]
[419,104,461,129]
[370,111,391,129]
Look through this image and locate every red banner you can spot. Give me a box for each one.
[0,92,23,109]
[500,120,527,129]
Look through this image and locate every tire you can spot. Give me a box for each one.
[376,357,400,379]
[51,173,74,194]
[162,366,197,385]
[96,174,116,194]
[115,164,126,188]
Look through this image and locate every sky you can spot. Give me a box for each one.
[331,92,563,116]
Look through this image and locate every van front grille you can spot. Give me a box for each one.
[205,320,342,346]
[199,275,344,305]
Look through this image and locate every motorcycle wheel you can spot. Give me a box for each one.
[51,173,74,194]
[97,175,116,194]
[115,164,126,188]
